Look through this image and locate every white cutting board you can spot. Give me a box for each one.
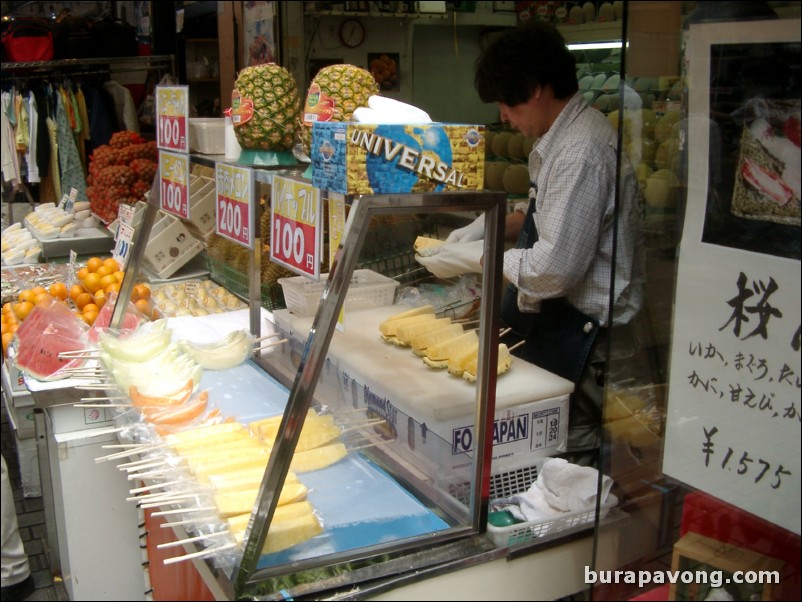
[273,306,573,423]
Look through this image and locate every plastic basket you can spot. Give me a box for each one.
[279,269,400,317]
[206,255,286,311]
[486,496,616,548]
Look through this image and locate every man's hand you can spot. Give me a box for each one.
[415,240,484,279]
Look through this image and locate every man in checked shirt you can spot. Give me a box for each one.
[417,21,644,466]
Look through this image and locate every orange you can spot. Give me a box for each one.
[2,302,12,314]
[76,267,89,281]
[105,282,121,295]
[14,301,34,321]
[82,310,99,326]
[93,290,107,308]
[82,303,99,316]
[113,270,126,283]
[95,265,112,279]
[74,292,94,311]
[69,284,86,301]
[31,285,47,296]
[99,274,118,291]
[83,272,102,293]
[1,322,7,336]
[34,293,52,306]
[50,282,69,301]
[134,299,152,316]
[86,257,103,273]
[134,284,151,301]
[2,332,13,356]
[18,289,36,304]
[103,257,120,272]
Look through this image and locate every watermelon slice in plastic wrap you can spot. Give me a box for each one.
[13,300,90,381]
[87,293,145,344]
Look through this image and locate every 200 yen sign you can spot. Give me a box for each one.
[218,198,244,239]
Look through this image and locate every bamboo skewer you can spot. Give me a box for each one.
[96,444,165,463]
[139,494,204,509]
[162,543,237,565]
[253,332,280,343]
[160,516,218,528]
[151,506,217,517]
[74,403,133,409]
[157,531,230,550]
[508,339,526,352]
[253,338,288,352]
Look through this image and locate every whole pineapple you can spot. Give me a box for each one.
[232,64,300,151]
[300,64,379,153]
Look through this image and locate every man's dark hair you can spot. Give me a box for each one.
[475,21,578,106]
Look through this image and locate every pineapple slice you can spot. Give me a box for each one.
[393,317,452,347]
[251,413,335,441]
[229,508,323,554]
[411,323,465,356]
[226,500,315,535]
[447,341,481,376]
[207,468,300,493]
[462,344,514,383]
[248,409,324,436]
[413,236,444,255]
[214,481,309,518]
[378,305,435,335]
[256,423,342,452]
[423,331,479,369]
[290,442,348,473]
[379,313,436,341]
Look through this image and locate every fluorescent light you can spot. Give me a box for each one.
[567,41,626,51]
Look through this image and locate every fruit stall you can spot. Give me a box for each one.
[1,59,619,602]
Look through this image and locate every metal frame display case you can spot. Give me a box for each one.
[125,171,509,599]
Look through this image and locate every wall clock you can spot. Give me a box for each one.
[338,18,366,49]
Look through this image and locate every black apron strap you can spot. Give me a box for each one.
[500,189,600,384]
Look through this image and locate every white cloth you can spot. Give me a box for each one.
[2,454,31,587]
[1,92,21,186]
[103,81,140,133]
[491,458,617,525]
[26,92,40,183]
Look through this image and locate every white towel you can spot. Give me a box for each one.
[492,458,617,525]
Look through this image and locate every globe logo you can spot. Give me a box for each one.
[366,125,453,193]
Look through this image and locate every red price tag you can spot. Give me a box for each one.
[156,86,189,153]
[270,176,321,279]
[159,151,190,219]
[215,163,254,248]
[158,115,188,152]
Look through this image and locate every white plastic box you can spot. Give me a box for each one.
[144,212,205,279]
[186,174,216,238]
[189,118,226,155]
[15,432,41,498]
[279,270,400,317]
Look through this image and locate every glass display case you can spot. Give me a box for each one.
[117,166,515,598]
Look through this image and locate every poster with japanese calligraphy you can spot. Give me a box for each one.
[663,20,801,536]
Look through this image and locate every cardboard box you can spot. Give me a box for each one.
[2,358,27,393]
[46,403,114,435]
[669,532,784,601]
[311,122,485,195]
[273,306,572,483]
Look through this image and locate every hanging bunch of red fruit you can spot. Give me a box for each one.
[86,131,158,224]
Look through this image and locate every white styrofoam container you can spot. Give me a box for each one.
[186,175,216,237]
[189,118,226,155]
[2,388,35,439]
[3,358,27,393]
[45,403,114,435]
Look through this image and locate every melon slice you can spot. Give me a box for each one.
[229,507,322,554]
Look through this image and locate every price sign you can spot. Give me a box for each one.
[215,162,254,248]
[159,151,190,220]
[270,176,321,279]
[113,223,135,268]
[155,86,189,153]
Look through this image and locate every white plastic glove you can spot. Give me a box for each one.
[415,240,484,279]
[445,214,485,243]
